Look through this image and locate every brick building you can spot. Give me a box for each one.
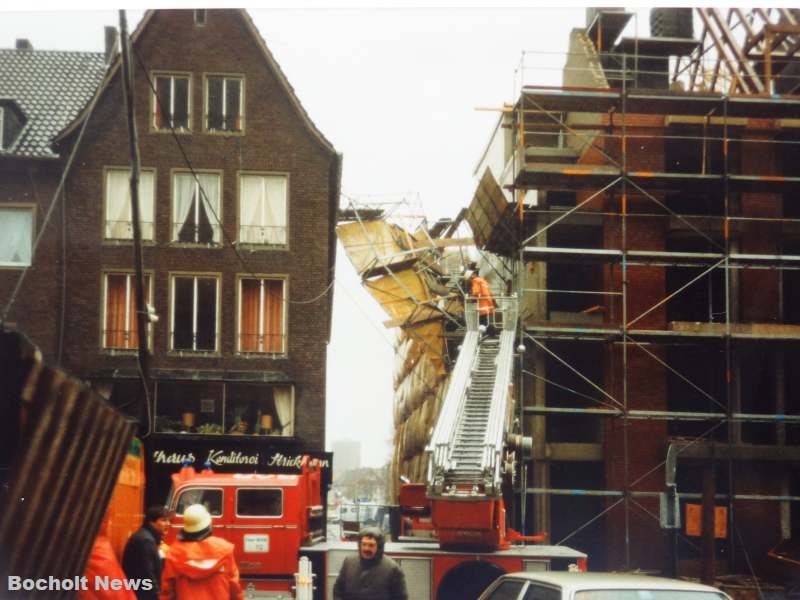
[468,8,800,577]
[1,9,340,500]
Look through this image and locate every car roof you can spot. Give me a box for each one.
[498,572,727,594]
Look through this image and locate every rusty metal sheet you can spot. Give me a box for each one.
[0,328,136,599]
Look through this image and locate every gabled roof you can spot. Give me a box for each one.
[0,48,106,158]
[57,9,337,156]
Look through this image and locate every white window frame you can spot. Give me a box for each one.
[171,170,222,245]
[152,73,192,131]
[205,75,244,133]
[0,205,34,268]
[236,276,287,354]
[238,173,288,247]
[101,271,153,350]
[169,273,221,353]
[194,9,207,26]
[103,167,155,241]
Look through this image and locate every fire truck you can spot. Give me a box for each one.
[163,298,587,600]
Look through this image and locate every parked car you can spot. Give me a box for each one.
[477,571,732,600]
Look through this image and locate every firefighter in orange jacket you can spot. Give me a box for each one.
[159,504,243,600]
[466,270,497,332]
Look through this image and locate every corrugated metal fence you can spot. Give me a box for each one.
[0,329,136,599]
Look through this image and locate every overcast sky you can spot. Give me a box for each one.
[0,2,652,467]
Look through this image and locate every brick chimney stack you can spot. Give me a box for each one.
[104,26,118,61]
[15,39,32,50]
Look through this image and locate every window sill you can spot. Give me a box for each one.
[167,350,221,358]
[205,128,244,136]
[235,351,287,359]
[235,243,288,252]
[0,263,30,270]
[168,241,223,249]
[102,239,156,246]
[100,348,141,355]
[151,127,192,135]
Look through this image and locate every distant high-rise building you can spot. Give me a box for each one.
[332,440,361,477]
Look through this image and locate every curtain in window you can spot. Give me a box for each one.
[239,279,283,353]
[105,274,128,348]
[106,170,132,239]
[263,279,284,352]
[105,170,154,240]
[174,173,220,243]
[273,386,293,436]
[263,176,287,245]
[173,173,195,241]
[197,173,221,243]
[240,279,260,352]
[0,209,32,266]
[239,175,287,245]
[105,274,150,349]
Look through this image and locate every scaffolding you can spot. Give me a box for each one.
[468,7,800,576]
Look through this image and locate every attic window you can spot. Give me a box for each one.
[194,10,207,26]
[0,101,27,151]
[153,74,191,131]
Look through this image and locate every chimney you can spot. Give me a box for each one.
[104,26,118,61]
[15,39,32,51]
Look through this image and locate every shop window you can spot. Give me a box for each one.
[176,488,223,516]
[153,74,190,131]
[103,272,152,350]
[239,173,287,246]
[0,206,33,267]
[206,76,243,132]
[226,383,294,436]
[236,488,282,517]
[155,381,224,434]
[170,275,219,352]
[238,277,285,353]
[104,168,155,240]
[172,172,221,244]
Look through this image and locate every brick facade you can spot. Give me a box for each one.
[3,10,339,452]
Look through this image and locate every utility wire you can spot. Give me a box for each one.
[131,45,335,308]
[1,47,116,323]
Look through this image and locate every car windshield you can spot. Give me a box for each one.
[575,591,728,600]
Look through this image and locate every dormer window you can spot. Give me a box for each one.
[205,75,243,133]
[153,73,191,131]
[0,101,26,151]
[194,10,207,26]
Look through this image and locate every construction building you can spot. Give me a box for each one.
[341,7,800,580]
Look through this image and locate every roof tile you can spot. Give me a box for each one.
[0,48,107,158]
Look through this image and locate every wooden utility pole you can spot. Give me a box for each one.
[118,10,151,430]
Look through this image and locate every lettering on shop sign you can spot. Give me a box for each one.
[267,452,330,470]
[206,449,259,466]
[152,451,196,465]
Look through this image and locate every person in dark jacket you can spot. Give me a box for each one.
[333,526,408,600]
[122,506,171,600]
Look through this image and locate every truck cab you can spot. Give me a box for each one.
[164,460,324,595]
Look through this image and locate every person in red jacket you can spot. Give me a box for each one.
[159,504,243,600]
[466,270,497,334]
[77,516,137,600]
